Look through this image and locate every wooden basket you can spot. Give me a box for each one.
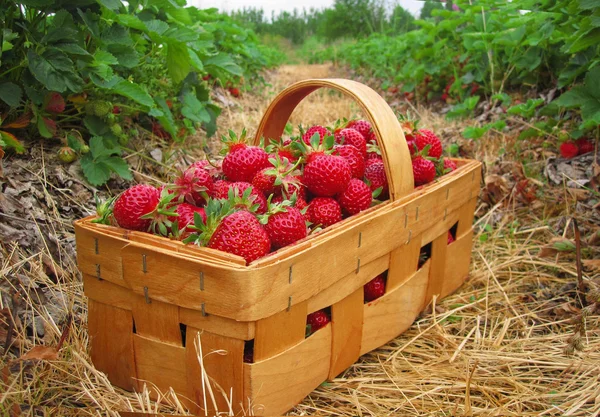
[75,79,482,416]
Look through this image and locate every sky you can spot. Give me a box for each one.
[187,0,424,18]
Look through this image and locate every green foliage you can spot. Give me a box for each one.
[0,0,282,185]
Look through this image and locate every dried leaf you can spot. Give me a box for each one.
[19,345,59,361]
[538,237,576,257]
[481,174,509,205]
[3,112,32,129]
[583,259,600,272]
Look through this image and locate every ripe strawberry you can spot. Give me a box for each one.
[415,129,442,158]
[337,179,372,216]
[213,179,231,198]
[302,125,331,145]
[251,156,299,197]
[113,184,160,231]
[208,210,271,263]
[228,87,240,97]
[366,143,383,164]
[190,159,224,181]
[272,194,308,211]
[334,128,367,156]
[413,156,436,186]
[364,275,386,302]
[443,159,457,172]
[448,231,455,244]
[306,197,342,227]
[364,161,388,198]
[214,181,267,214]
[45,92,65,114]
[112,105,121,114]
[306,309,330,333]
[334,145,365,179]
[303,154,351,197]
[170,203,206,239]
[221,129,270,182]
[173,163,214,206]
[259,203,308,249]
[576,138,594,155]
[265,138,300,163]
[366,130,377,144]
[151,120,171,139]
[559,141,579,159]
[347,119,372,138]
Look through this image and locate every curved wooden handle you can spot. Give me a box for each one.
[253,78,414,201]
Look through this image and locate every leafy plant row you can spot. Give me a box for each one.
[309,0,600,138]
[0,0,285,186]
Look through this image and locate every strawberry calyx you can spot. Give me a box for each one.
[292,132,336,164]
[219,128,250,155]
[140,187,181,236]
[183,196,237,246]
[91,193,117,225]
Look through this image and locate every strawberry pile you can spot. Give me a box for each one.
[94,117,457,265]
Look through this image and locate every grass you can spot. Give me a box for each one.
[1,63,599,416]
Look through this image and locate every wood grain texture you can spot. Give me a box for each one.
[87,299,137,391]
[244,325,332,416]
[185,328,245,415]
[254,300,308,362]
[179,307,255,341]
[132,297,181,345]
[360,262,430,355]
[329,288,363,379]
[307,254,388,314]
[441,229,474,299]
[83,273,133,311]
[387,236,421,290]
[424,232,449,308]
[133,334,188,396]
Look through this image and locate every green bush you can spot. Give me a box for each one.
[0,0,281,185]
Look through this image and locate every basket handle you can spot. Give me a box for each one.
[252,78,414,201]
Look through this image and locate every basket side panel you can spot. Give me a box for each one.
[87,299,137,391]
[132,297,181,345]
[185,328,245,415]
[133,334,188,397]
[387,237,421,290]
[360,262,430,355]
[254,300,308,362]
[179,307,255,340]
[441,229,474,299]
[83,274,133,310]
[76,225,128,287]
[244,324,332,416]
[424,231,449,308]
[329,287,363,379]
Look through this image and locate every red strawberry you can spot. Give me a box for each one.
[45,92,65,114]
[260,204,308,249]
[306,309,330,333]
[337,179,372,216]
[366,143,383,164]
[222,129,270,182]
[170,203,206,238]
[214,181,267,214]
[576,138,594,155]
[448,231,455,244]
[366,130,377,144]
[334,145,365,179]
[191,159,223,180]
[303,154,351,197]
[443,159,457,172]
[412,156,436,186]
[364,275,386,302]
[112,105,121,114]
[113,184,160,231]
[364,161,388,198]
[302,125,331,145]
[347,119,372,138]
[173,163,214,205]
[151,120,171,139]
[207,210,271,263]
[415,129,442,158]
[213,179,231,198]
[559,141,579,159]
[251,156,300,197]
[306,197,342,227]
[229,87,240,97]
[334,128,367,156]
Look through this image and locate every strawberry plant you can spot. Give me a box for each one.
[0,1,283,186]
